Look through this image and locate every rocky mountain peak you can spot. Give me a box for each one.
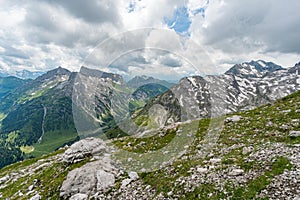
[35,66,71,82]
[80,66,124,83]
[127,75,174,89]
[288,61,300,75]
[225,60,284,78]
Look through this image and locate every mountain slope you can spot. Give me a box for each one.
[0,76,29,99]
[0,60,299,169]
[127,75,174,89]
[0,90,298,199]
[0,67,78,167]
[133,61,300,129]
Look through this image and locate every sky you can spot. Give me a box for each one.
[0,0,300,79]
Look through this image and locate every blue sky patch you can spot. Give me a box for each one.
[128,1,136,13]
[164,6,192,37]
[193,7,205,18]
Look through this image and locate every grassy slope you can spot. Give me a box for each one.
[113,90,300,198]
[0,91,299,199]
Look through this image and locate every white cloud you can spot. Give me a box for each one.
[0,0,299,77]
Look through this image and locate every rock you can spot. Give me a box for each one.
[96,169,115,191]
[121,179,132,188]
[30,194,41,200]
[0,175,9,184]
[289,131,300,137]
[280,124,289,130]
[128,171,139,180]
[242,146,253,155]
[63,137,108,164]
[60,158,117,198]
[225,115,242,123]
[266,121,273,127]
[70,193,88,200]
[196,167,208,173]
[228,169,244,176]
[28,185,34,191]
[210,158,222,164]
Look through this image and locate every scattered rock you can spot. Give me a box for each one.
[225,115,242,123]
[242,146,253,155]
[196,167,208,173]
[210,158,222,164]
[121,179,132,188]
[0,176,9,184]
[70,193,88,200]
[30,194,41,200]
[289,131,300,137]
[28,185,34,191]
[128,171,139,181]
[266,121,273,127]
[280,124,290,130]
[228,169,244,176]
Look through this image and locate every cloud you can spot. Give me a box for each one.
[190,0,300,58]
[0,0,300,77]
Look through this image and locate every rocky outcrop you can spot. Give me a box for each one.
[60,160,118,199]
[63,137,109,163]
[60,137,119,199]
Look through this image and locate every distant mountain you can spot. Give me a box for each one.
[0,60,299,169]
[0,67,77,168]
[225,60,284,78]
[0,69,44,79]
[132,83,169,101]
[15,70,45,79]
[0,76,29,99]
[0,71,10,77]
[134,60,300,127]
[80,66,124,84]
[127,75,174,89]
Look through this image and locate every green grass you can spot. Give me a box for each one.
[0,154,90,199]
[231,157,292,199]
[27,130,78,157]
[20,145,34,153]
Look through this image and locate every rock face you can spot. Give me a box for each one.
[63,137,108,163]
[60,138,119,199]
[225,60,284,78]
[140,60,300,127]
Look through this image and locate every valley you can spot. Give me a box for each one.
[0,60,299,199]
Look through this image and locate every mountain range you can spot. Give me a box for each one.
[0,60,299,169]
[0,74,299,199]
[0,69,44,80]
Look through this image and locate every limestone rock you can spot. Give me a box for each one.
[70,193,88,200]
[96,170,115,191]
[30,194,41,200]
[228,169,244,176]
[128,171,139,180]
[289,131,300,137]
[121,179,132,188]
[225,115,242,123]
[63,137,108,164]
